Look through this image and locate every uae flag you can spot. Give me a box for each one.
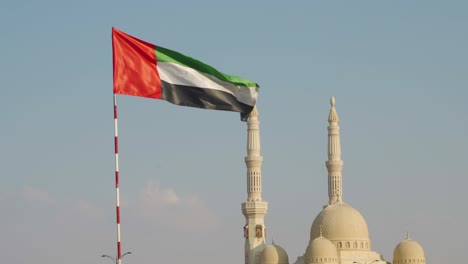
[112,27,259,120]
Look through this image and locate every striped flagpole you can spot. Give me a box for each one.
[113,94,122,264]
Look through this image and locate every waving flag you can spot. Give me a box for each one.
[112,27,259,120]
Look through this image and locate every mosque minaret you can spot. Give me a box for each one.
[326,96,343,205]
[242,106,268,264]
[242,97,425,264]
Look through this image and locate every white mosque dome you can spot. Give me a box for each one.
[305,235,338,264]
[310,202,371,250]
[393,236,425,264]
[260,244,289,264]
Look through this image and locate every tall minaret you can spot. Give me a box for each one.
[242,106,268,264]
[326,96,344,205]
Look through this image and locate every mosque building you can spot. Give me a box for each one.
[241,97,426,264]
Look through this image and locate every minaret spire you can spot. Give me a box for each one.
[326,96,344,205]
[246,106,263,201]
[242,106,268,264]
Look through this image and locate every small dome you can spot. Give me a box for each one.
[310,203,370,249]
[260,244,289,264]
[305,235,338,263]
[393,236,425,263]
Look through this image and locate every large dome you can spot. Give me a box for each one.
[310,202,370,250]
[393,237,425,264]
[260,244,289,264]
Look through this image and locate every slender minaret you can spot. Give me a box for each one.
[326,96,344,205]
[242,106,268,264]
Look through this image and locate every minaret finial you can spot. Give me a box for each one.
[328,97,339,123]
[250,105,259,117]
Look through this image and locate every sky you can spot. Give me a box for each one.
[1,1,467,264]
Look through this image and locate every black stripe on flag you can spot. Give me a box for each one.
[161,80,254,120]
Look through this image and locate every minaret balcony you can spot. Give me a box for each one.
[242,201,268,215]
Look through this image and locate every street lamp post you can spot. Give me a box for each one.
[102,252,132,264]
[353,260,379,264]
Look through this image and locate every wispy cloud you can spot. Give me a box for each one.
[133,179,219,231]
[21,186,52,205]
[139,179,180,206]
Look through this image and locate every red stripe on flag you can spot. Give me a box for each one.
[112,27,162,99]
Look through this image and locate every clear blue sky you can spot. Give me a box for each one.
[1,1,467,264]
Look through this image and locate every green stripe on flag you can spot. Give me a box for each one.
[155,46,259,89]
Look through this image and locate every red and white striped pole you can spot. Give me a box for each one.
[113,94,122,264]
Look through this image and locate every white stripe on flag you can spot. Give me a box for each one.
[157,62,258,106]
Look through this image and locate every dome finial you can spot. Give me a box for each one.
[406,232,411,240]
[330,96,335,107]
[319,225,323,237]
